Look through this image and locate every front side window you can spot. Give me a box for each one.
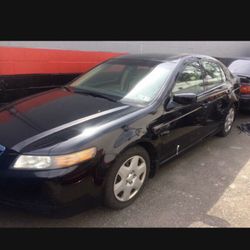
[172,61,204,95]
[70,60,177,105]
[201,60,224,90]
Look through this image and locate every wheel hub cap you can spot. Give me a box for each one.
[113,155,147,202]
[224,108,235,133]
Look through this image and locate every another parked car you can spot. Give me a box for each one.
[0,54,240,212]
[227,58,250,110]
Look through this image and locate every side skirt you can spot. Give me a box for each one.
[158,127,221,168]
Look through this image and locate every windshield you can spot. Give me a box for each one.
[70,60,176,105]
[228,60,250,76]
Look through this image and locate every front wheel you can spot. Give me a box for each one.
[217,106,236,137]
[104,146,150,209]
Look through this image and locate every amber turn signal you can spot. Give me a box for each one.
[54,147,97,168]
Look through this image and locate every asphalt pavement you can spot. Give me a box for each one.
[0,112,249,227]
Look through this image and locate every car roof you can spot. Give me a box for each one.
[216,56,250,66]
[115,53,215,62]
[218,56,250,61]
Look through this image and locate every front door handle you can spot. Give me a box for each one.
[152,123,170,135]
[159,130,170,136]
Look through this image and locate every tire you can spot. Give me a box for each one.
[104,146,150,209]
[217,106,236,137]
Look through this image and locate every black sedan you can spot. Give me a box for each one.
[228,58,250,110]
[0,54,240,212]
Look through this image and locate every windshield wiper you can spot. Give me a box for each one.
[74,89,118,102]
[63,86,73,92]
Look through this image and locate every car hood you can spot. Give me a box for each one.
[0,88,138,153]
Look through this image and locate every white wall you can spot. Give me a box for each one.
[1,41,250,57]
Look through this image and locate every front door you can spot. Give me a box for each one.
[156,60,208,162]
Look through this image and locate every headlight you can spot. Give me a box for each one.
[12,147,97,170]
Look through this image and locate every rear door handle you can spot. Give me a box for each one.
[202,102,209,109]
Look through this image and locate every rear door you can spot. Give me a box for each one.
[198,59,232,133]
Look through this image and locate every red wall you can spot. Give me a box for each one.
[0,46,124,75]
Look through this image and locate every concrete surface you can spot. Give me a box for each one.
[0,112,249,227]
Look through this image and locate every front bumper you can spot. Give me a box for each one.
[0,151,103,212]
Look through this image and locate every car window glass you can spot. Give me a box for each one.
[172,61,204,94]
[70,61,176,105]
[201,60,224,90]
[219,66,227,82]
[77,64,127,88]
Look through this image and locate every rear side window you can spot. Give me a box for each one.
[201,60,225,90]
[219,66,227,82]
[173,61,204,95]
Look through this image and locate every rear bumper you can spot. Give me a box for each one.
[239,95,250,110]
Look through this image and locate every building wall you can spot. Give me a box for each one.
[0,46,122,105]
[1,41,250,57]
[0,46,122,75]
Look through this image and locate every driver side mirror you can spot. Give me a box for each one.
[173,92,197,105]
